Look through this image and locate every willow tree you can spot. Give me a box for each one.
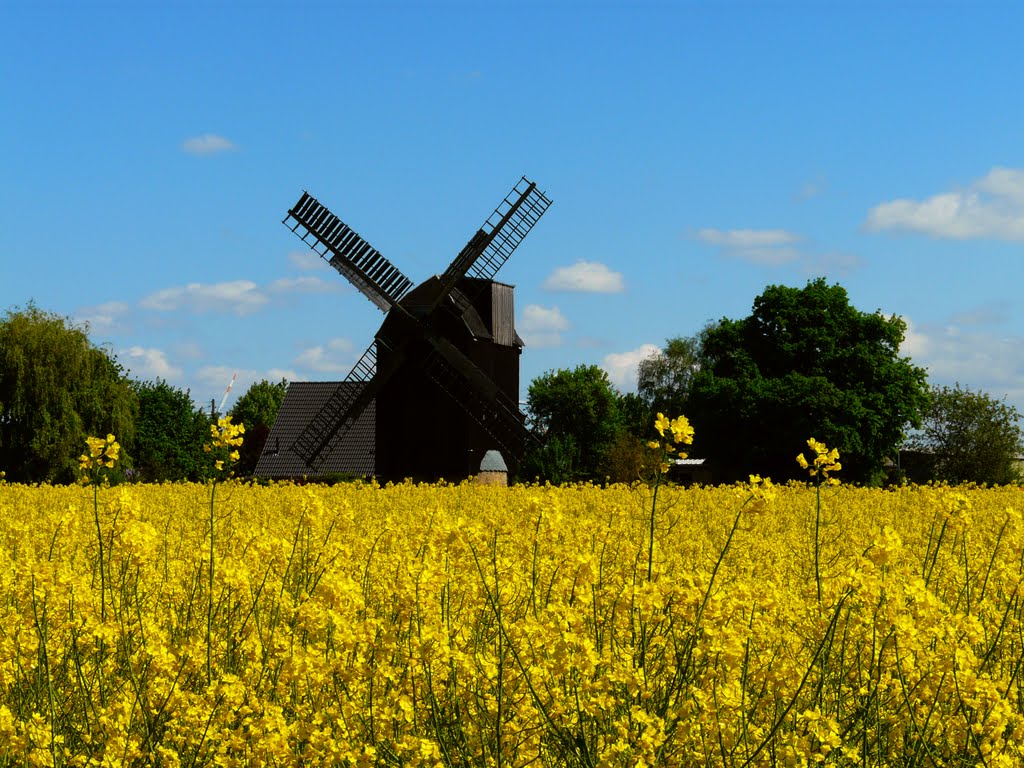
[0,303,136,482]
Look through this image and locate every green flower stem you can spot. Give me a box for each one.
[814,479,822,604]
[647,471,661,583]
[92,481,106,623]
[207,479,216,684]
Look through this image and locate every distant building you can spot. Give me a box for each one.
[475,450,508,486]
[671,457,712,486]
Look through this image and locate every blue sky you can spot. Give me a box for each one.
[4,2,1024,415]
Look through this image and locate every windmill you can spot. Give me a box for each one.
[277,177,551,481]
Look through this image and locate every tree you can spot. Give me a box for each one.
[688,279,928,484]
[598,431,662,484]
[908,384,1022,485]
[131,379,211,482]
[523,365,622,483]
[636,335,702,422]
[0,303,136,483]
[229,378,288,476]
[618,391,653,440]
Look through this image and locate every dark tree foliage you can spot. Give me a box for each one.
[618,392,653,441]
[520,434,579,486]
[523,365,622,483]
[908,384,1023,485]
[0,303,136,483]
[230,378,288,476]
[688,279,928,484]
[131,379,211,482]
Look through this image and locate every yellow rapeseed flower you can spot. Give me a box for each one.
[79,434,121,478]
[206,416,245,475]
[796,437,841,482]
[669,415,694,446]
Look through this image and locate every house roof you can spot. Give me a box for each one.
[254,381,375,479]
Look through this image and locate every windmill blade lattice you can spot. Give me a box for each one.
[284,192,414,312]
[424,338,540,462]
[290,337,399,467]
[442,177,552,288]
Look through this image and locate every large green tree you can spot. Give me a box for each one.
[523,365,622,483]
[0,304,136,483]
[688,279,928,483]
[229,378,288,476]
[907,384,1022,485]
[131,379,211,482]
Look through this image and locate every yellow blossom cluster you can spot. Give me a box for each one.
[647,412,695,472]
[0,480,1023,765]
[204,416,245,472]
[78,434,120,475]
[796,437,842,483]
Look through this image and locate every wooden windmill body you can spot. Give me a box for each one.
[256,178,551,482]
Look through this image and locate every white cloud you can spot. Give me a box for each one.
[194,366,302,412]
[865,167,1024,240]
[542,261,625,293]
[294,338,355,373]
[898,316,1024,407]
[138,274,343,317]
[140,280,268,315]
[123,346,182,381]
[948,304,1009,326]
[603,343,660,391]
[268,276,342,294]
[898,317,930,359]
[182,134,237,155]
[195,366,243,389]
[520,305,569,332]
[288,250,329,271]
[695,227,862,274]
[695,228,801,248]
[695,228,803,266]
[268,368,300,382]
[77,301,131,334]
[174,341,205,360]
[518,304,569,348]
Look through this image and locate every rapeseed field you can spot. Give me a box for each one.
[1,425,1022,765]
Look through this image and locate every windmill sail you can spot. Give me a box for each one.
[442,177,552,286]
[284,192,414,312]
[291,337,402,468]
[424,337,539,462]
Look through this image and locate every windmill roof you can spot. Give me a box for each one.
[254,381,375,479]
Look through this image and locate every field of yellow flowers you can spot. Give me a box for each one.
[2,470,1024,765]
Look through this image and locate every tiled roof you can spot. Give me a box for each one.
[254,382,375,479]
